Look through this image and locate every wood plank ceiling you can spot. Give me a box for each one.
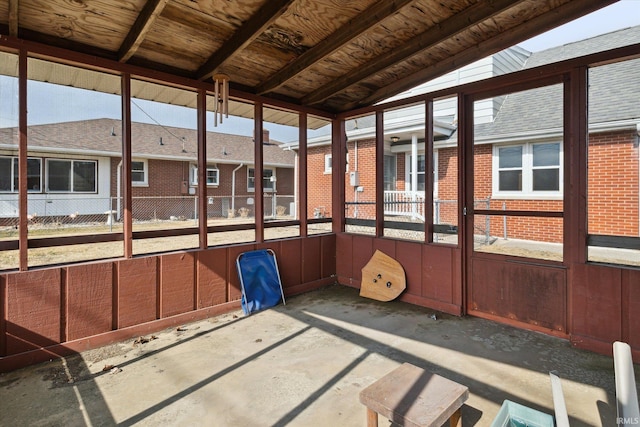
[0,0,617,115]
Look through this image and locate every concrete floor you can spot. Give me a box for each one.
[0,285,627,426]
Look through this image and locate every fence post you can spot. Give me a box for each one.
[194,196,198,225]
[108,197,113,232]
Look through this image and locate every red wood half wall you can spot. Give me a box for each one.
[0,234,336,372]
[335,234,463,315]
[570,264,640,358]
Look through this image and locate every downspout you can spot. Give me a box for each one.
[293,150,298,220]
[231,163,244,211]
[116,160,122,220]
[354,140,358,218]
[637,123,640,237]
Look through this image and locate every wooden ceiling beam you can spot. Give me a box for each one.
[196,0,296,81]
[118,0,170,63]
[8,0,18,37]
[256,0,415,95]
[349,0,618,110]
[301,0,526,106]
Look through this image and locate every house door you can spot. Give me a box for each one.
[463,79,568,335]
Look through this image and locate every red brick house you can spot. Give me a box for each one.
[0,119,296,223]
[301,26,640,245]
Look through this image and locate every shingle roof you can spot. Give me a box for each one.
[0,119,295,167]
[475,26,640,140]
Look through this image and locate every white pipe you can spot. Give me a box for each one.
[549,372,569,427]
[614,341,640,423]
[354,140,358,218]
[116,160,122,220]
[231,163,244,211]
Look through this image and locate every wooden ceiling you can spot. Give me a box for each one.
[0,0,617,114]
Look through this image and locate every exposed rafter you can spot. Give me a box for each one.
[301,0,525,106]
[196,0,296,81]
[349,0,619,110]
[8,0,18,37]
[256,0,415,95]
[118,0,170,62]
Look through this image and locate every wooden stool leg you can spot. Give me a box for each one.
[449,408,462,427]
[366,408,378,427]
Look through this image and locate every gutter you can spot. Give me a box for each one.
[231,163,244,212]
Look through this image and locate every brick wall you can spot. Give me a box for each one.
[436,147,459,227]
[108,159,296,219]
[307,145,333,218]
[307,139,378,220]
[305,129,639,243]
[345,139,376,220]
[587,131,639,236]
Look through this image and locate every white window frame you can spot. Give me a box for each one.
[0,156,42,193]
[324,154,332,173]
[131,159,148,186]
[45,158,97,193]
[248,167,275,192]
[492,141,563,199]
[190,164,220,186]
[404,153,426,193]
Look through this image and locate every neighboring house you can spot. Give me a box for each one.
[0,119,296,223]
[300,26,640,242]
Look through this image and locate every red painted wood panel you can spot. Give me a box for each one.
[1,274,5,356]
[6,269,61,355]
[336,234,353,280]
[160,252,195,318]
[422,246,453,303]
[572,264,622,342]
[623,269,640,347]
[470,258,509,317]
[395,241,422,297]
[451,248,462,306]
[373,239,396,259]
[197,248,228,308]
[302,237,321,283]
[279,239,302,289]
[66,263,113,341]
[471,258,566,332]
[117,257,157,328]
[352,235,374,284]
[227,244,255,301]
[320,234,336,279]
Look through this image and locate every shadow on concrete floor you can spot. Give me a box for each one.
[0,285,621,426]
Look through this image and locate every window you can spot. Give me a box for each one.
[46,159,97,193]
[0,156,42,192]
[324,154,332,173]
[406,154,426,191]
[132,160,148,186]
[493,142,561,197]
[383,155,396,191]
[248,168,275,191]
[190,164,219,186]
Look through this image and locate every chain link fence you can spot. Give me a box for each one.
[1,194,297,238]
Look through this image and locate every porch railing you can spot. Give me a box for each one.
[383,191,426,221]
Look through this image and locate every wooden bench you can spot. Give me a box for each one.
[359,363,469,427]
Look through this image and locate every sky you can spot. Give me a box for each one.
[1,1,639,142]
[518,0,640,52]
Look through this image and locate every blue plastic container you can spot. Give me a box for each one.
[490,400,554,427]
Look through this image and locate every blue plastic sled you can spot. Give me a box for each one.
[236,249,286,315]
